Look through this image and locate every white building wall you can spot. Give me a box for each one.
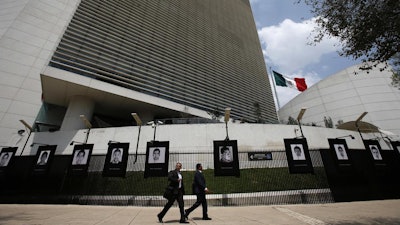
[0,0,80,146]
[278,64,400,135]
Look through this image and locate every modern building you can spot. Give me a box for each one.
[1,0,278,147]
[278,64,400,135]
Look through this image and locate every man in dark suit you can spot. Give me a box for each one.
[184,163,211,220]
[158,162,188,223]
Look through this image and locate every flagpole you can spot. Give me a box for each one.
[269,67,281,110]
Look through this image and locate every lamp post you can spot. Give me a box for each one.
[224,107,231,141]
[80,115,92,144]
[19,119,34,156]
[297,108,307,138]
[355,112,368,140]
[131,113,142,163]
[148,120,163,142]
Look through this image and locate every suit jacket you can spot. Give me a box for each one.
[192,170,206,194]
[168,169,185,195]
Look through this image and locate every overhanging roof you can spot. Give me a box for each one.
[337,121,379,133]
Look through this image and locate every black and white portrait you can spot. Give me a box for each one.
[284,138,313,174]
[369,145,382,160]
[110,148,123,164]
[334,144,348,160]
[144,141,169,178]
[219,146,233,163]
[69,144,93,176]
[32,145,56,175]
[103,142,129,177]
[36,150,50,165]
[290,144,305,160]
[148,147,165,164]
[0,152,12,167]
[213,140,240,177]
[72,149,90,165]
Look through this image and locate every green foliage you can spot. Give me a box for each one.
[253,102,263,123]
[287,116,298,125]
[299,0,400,71]
[324,116,333,128]
[60,168,328,195]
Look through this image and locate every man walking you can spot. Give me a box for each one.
[184,163,211,220]
[158,162,188,223]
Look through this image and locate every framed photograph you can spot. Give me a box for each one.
[363,140,386,167]
[363,140,383,161]
[284,138,313,174]
[328,138,353,172]
[0,147,17,168]
[328,139,351,160]
[144,141,169,178]
[213,140,240,177]
[32,145,56,175]
[0,147,17,175]
[102,142,129,177]
[69,144,93,176]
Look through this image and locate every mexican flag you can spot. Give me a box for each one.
[273,70,307,92]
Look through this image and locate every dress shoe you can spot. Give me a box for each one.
[179,220,189,223]
[157,214,163,223]
[202,217,212,220]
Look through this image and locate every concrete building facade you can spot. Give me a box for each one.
[1,0,277,147]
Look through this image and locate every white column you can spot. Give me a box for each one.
[60,96,95,131]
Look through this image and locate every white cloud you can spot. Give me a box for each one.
[259,18,341,109]
[258,18,340,74]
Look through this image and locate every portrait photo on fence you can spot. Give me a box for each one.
[69,144,93,175]
[32,145,56,175]
[334,144,348,160]
[148,147,166,164]
[103,142,129,177]
[328,138,353,171]
[213,140,240,177]
[290,144,306,161]
[0,147,17,169]
[284,138,314,174]
[144,141,169,178]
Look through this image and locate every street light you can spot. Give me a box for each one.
[131,113,142,126]
[131,113,142,163]
[80,115,92,143]
[224,107,231,141]
[355,112,368,140]
[148,120,163,142]
[297,108,307,138]
[19,119,34,156]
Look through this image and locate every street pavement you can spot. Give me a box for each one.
[0,199,400,225]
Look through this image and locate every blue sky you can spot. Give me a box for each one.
[249,0,359,108]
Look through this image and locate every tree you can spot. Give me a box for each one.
[287,116,298,125]
[253,102,263,123]
[299,0,400,71]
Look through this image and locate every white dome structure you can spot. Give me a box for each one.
[278,64,400,136]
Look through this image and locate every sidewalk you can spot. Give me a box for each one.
[1,200,400,224]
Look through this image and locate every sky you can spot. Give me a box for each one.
[249,0,359,109]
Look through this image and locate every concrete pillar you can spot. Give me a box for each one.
[60,96,95,131]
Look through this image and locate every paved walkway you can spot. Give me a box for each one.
[1,200,400,224]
